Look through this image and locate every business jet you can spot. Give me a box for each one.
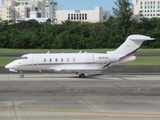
[5,34,155,78]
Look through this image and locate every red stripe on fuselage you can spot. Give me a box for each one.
[119,49,137,61]
[20,62,96,67]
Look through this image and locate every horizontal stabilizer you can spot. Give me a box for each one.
[129,35,155,41]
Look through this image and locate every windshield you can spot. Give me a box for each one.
[17,56,28,60]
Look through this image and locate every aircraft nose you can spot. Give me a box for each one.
[5,63,14,69]
[5,64,11,69]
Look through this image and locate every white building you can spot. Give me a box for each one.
[0,0,16,21]
[0,0,46,21]
[0,0,4,6]
[46,0,57,19]
[15,0,46,18]
[56,7,111,24]
[16,10,48,23]
[133,0,160,20]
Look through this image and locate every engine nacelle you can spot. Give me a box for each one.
[109,56,136,66]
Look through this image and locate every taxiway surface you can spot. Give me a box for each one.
[0,74,160,120]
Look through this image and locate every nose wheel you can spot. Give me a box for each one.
[20,74,24,78]
[20,71,24,78]
[79,73,85,78]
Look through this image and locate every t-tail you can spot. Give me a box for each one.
[107,34,155,66]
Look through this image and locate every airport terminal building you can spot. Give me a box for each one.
[55,7,111,24]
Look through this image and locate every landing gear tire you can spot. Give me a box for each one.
[20,71,24,78]
[20,75,24,78]
[79,73,85,78]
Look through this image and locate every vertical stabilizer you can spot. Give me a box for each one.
[107,35,155,57]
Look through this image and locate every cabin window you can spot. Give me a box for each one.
[55,58,58,62]
[50,59,52,62]
[17,57,28,60]
[67,58,69,62]
[44,59,46,62]
[61,58,63,62]
[73,58,75,62]
[22,57,28,59]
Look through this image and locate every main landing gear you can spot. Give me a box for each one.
[79,73,85,78]
[20,71,24,78]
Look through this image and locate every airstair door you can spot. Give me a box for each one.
[32,56,38,70]
[93,54,94,62]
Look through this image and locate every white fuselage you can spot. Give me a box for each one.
[5,53,121,72]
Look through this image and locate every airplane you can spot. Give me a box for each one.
[5,34,155,78]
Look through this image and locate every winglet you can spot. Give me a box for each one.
[47,51,50,54]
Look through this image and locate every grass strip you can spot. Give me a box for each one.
[0,57,17,66]
[0,48,109,53]
[122,56,160,66]
[0,48,160,53]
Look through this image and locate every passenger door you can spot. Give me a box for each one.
[32,56,38,70]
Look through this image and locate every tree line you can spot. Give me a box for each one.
[0,0,160,49]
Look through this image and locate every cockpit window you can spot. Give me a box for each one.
[17,56,28,60]
[17,57,22,60]
[22,57,28,59]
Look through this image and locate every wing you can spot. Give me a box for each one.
[50,65,103,75]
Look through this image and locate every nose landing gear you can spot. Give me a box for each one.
[79,73,85,78]
[20,71,24,78]
[76,72,86,78]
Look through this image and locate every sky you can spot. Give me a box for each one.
[57,0,132,13]
[0,0,132,13]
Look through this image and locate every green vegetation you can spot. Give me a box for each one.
[0,48,160,53]
[0,0,159,49]
[0,57,17,66]
[1,18,159,49]
[137,49,160,52]
[0,48,113,53]
[122,56,160,66]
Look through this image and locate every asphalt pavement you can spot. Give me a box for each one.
[1,74,160,120]
[1,66,160,74]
